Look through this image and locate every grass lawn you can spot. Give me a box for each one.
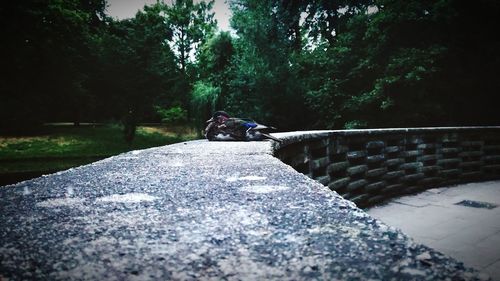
[0,124,198,184]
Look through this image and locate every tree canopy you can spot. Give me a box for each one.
[1,0,499,134]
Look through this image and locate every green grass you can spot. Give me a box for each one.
[0,124,198,174]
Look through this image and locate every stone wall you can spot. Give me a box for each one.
[274,127,500,208]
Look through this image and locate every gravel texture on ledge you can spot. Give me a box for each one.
[0,139,490,280]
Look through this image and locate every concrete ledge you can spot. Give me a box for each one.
[274,126,500,141]
[0,139,489,280]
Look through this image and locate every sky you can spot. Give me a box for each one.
[106,0,232,31]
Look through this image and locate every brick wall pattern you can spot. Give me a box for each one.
[275,128,500,208]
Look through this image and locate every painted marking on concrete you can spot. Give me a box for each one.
[96,193,159,203]
[241,185,289,193]
[22,186,31,195]
[169,160,184,167]
[37,197,85,208]
[226,176,267,182]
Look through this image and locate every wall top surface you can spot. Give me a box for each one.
[0,135,490,280]
[273,126,500,147]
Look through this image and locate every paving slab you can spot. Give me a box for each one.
[0,139,489,280]
[367,180,500,281]
[393,197,433,207]
[413,218,470,240]
[486,260,500,280]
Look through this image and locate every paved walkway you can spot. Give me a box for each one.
[366,180,500,280]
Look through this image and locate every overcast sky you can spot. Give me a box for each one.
[106,0,232,31]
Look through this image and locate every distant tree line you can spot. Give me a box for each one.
[1,0,499,134]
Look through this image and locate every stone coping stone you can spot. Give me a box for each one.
[0,139,489,280]
[273,127,500,148]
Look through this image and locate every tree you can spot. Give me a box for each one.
[304,0,500,128]
[227,0,305,130]
[197,31,234,109]
[88,2,180,126]
[163,0,217,73]
[4,0,499,135]
[0,0,106,132]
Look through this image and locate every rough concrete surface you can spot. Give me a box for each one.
[0,139,490,280]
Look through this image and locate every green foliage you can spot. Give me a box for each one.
[155,106,188,125]
[344,120,368,130]
[190,80,220,132]
[89,3,181,122]
[199,32,234,76]
[2,0,500,136]
[0,0,217,132]
[0,0,106,131]
[197,32,235,111]
[302,0,500,128]
[191,82,220,111]
[163,0,217,73]
[227,0,311,130]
